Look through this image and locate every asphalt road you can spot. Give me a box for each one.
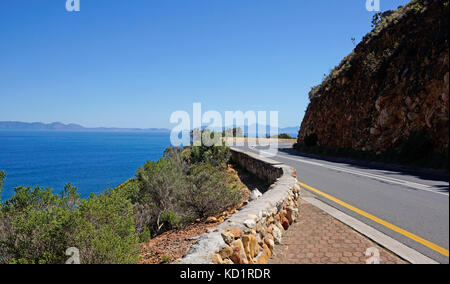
[238,143,449,264]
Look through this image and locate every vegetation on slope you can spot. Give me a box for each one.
[308,0,445,101]
[298,0,449,169]
[0,136,242,264]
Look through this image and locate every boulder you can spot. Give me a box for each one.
[211,254,224,264]
[281,216,290,230]
[272,226,282,244]
[218,245,233,259]
[244,219,256,229]
[225,227,243,239]
[221,232,235,245]
[230,240,248,264]
[249,189,263,201]
[206,216,218,223]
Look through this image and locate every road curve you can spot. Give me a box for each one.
[237,143,449,264]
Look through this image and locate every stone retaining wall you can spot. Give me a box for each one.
[230,149,283,184]
[179,148,301,264]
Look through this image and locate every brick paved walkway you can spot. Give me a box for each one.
[269,200,407,264]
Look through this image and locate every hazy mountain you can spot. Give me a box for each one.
[0,121,170,132]
[279,127,300,137]
[200,124,299,138]
[243,125,299,138]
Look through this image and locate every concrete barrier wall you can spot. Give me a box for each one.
[230,149,284,184]
[179,147,301,264]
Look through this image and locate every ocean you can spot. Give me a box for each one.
[0,131,171,201]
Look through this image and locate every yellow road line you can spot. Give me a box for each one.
[298,181,449,258]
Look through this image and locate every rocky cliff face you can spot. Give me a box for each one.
[298,0,449,166]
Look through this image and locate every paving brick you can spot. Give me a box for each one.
[269,201,407,264]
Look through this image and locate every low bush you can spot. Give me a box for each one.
[184,163,242,219]
[0,171,5,201]
[0,141,242,264]
[0,184,138,264]
[189,143,231,168]
[133,145,241,236]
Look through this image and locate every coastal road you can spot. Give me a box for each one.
[237,143,449,264]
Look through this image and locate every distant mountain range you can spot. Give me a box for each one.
[277,126,300,137]
[243,125,299,138]
[0,121,170,132]
[202,124,299,138]
[0,121,299,138]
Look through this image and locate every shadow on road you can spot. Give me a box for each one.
[276,147,449,193]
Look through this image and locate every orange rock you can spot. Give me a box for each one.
[257,235,264,247]
[242,234,259,260]
[226,227,243,239]
[230,247,244,264]
[262,243,272,258]
[242,235,252,260]
[282,217,290,230]
[256,222,264,233]
[256,249,270,264]
[286,206,295,224]
[264,237,274,252]
[276,222,285,232]
[218,245,233,259]
[223,259,234,265]
[206,216,218,223]
[221,231,235,245]
[231,239,248,264]
[266,216,274,227]
[211,254,224,264]
[251,234,260,258]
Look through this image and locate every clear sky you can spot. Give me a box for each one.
[0,0,409,129]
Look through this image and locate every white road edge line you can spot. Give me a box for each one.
[302,196,439,264]
[254,148,449,196]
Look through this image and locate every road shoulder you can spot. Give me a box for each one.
[269,188,432,264]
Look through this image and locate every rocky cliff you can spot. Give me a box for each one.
[297,0,449,168]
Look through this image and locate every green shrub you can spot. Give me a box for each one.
[0,141,243,264]
[114,179,141,203]
[184,164,242,218]
[160,211,182,230]
[134,147,240,234]
[275,133,293,139]
[139,226,151,243]
[190,144,231,168]
[0,171,5,201]
[371,12,385,28]
[0,184,80,264]
[73,189,138,264]
[161,255,171,263]
[222,127,245,138]
[135,150,188,235]
[0,183,139,264]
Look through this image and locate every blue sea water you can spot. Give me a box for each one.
[0,131,171,201]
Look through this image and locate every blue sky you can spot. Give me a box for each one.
[0,0,409,129]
